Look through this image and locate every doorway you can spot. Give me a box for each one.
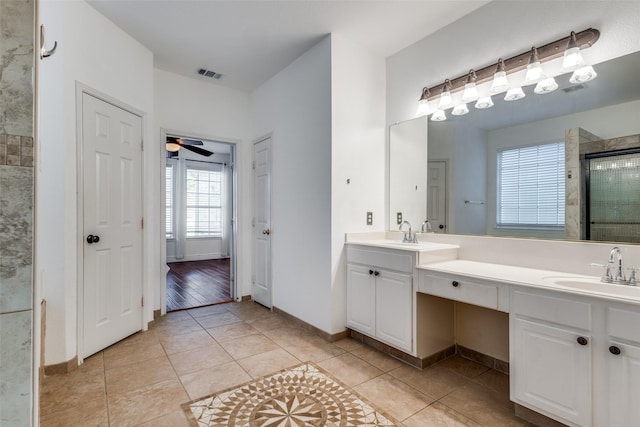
[163,132,237,311]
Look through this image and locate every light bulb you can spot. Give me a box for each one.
[504,87,526,101]
[570,65,597,84]
[452,103,469,116]
[534,77,559,94]
[490,59,509,94]
[431,110,447,121]
[462,70,479,102]
[475,96,494,109]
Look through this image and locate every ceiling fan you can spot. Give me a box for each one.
[166,136,213,157]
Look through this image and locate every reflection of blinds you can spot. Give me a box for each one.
[589,152,640,243]
[165,164,173,239]
[185,167,222,238]
[497,141,565,227]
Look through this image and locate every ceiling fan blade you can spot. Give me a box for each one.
[166,136,203,146]
[181,144,213,157]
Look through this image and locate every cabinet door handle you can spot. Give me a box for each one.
[369,269,374,275]
[609,345,621,355]
[452,280,459,287]
[374,271,380,276]
[577,336,588,346]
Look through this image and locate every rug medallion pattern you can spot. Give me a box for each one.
[182,362,399,426]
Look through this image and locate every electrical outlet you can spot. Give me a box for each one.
[397,212,402,224]
[366,212,373,225]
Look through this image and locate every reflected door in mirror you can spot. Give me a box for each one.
[427,161,447,233]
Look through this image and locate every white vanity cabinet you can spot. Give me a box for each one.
[606,306,640,427]
[510,288,593,427]
[346,245,414,353]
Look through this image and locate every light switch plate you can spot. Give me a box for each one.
[366,212,373,225]
[397,212,402,224]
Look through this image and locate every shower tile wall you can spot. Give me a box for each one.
[0,0,35,425]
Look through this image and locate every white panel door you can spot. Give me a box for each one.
[82,93,142,357]
[427,161,447,233]
[375,270,412,352]
[253,137,272,307]
[511,317,592,426]
[608,341,640,426]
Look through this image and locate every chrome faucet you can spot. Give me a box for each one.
[421,220,433,233]
[609,246,626,283]
[399,220,416,243]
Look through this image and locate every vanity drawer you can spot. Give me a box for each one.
[511,289,592,330]
[419,274,498,310]
[346,245,414,273]
[608,307,640,342]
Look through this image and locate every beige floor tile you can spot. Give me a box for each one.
[351,345,404,372]
[318,353,383,387]
[246,313,289,332]
[39,396,108,427]
[168,342,233,376]
[236,348,301,378]
[108,378,189,427]
[333,337,368,352]
[40,366,106,415]
[262,325,314,347]
[160,329,217,354]
[179,361,252,400]
[218,333,280,359]
[440,381,529,427]
[103,341,166,370]
[437,355,491,378]
[473,369,510,399]
[149,317,204,338]
[187,304,230,318]
[194,311,242,329]
[403,402,482,427]
[105,355,177,395]
[354,374,435,421]
[135,409,192,427]
[283,334,346,362]
[156,310,193,322]
[388,364,469,400]
[206,321,260,341]
[225,301,272,321]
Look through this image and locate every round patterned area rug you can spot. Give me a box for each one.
[182,362,399,426]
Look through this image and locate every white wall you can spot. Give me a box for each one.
[37,0,155,365]
[330,34,386,333]
[250,36,333,332]
[154,69,251,297]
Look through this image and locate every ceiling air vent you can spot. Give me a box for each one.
[197,68,224,79]
[562,84,587,93]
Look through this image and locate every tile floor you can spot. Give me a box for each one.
[40,301,535,426]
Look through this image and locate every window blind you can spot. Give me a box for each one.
[185,166,222,238]
[497,141,565,227]
[165,164,174,239]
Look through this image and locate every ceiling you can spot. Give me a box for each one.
[87,0,489,92]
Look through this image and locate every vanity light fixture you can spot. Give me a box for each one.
[416,28,599,118]
[431,109,447,121]
[166,142,181,152]
[416,87,432,116]
[490,59,509,93]
[504,87,526,101]
[562,31,584,70]
[438,79,453,109]
[452,103,470,116]
[462,70,479,102]
[475,96,494,109]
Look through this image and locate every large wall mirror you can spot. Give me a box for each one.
[389,51,640,242]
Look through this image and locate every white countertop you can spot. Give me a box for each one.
[346,239,460,252]
[419,259,640,305]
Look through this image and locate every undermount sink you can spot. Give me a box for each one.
[541,275,640,297]
[358,240,458,251]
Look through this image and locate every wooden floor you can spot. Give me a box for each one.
[166,258,232,312]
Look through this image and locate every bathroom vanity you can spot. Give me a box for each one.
[345,232,640,427]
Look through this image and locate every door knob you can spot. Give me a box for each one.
[86,234,100,244]
[262,229,270,235]
[439,224,445,229]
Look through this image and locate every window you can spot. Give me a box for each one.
[497,141,565,228]
[185,166,222,238]
[165,164,174,239]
